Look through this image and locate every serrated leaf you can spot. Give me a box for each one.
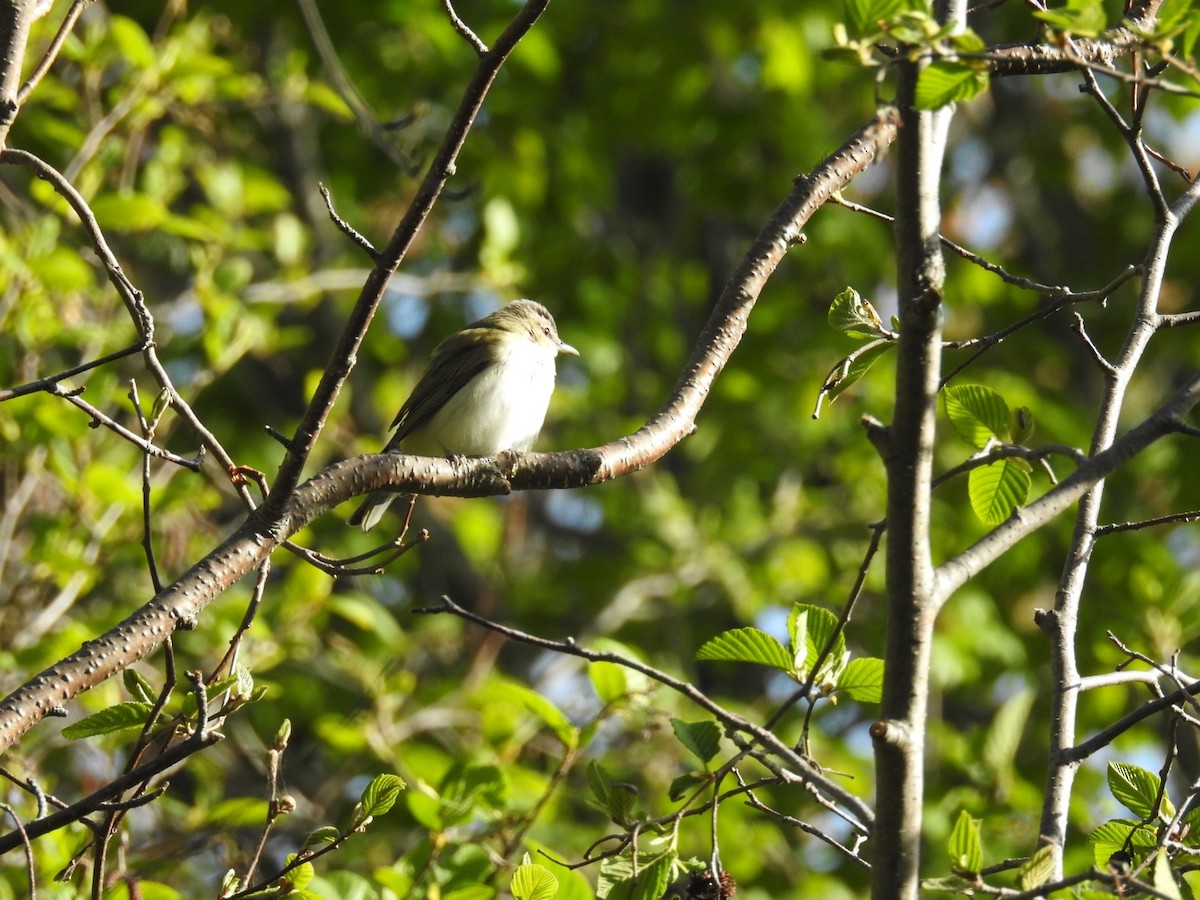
[587,759,613,806]
[944,384,1012,447]
[1088,819,1158,867]
[696,627,794,674]
[790,603,846,684]
[1019,844,1056,891]
[511,857,559,900]
[62,702,153,739]
[839,657,885,702]
[1108,761,1164,820]
[359,774,406,818]
[670,718,722,765]
[828,287,884,338]
[968,458,1032,525]
[915,59,989,110]
[589,661,628,705]
[586,761,635,825]
[948,810,983,875]
[596,852,675,900]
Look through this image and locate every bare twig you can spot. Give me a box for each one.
[414,594,876,829]
[442,0,488,55]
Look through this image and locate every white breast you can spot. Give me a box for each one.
[411,338,558,456]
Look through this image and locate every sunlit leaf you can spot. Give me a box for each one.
[1108,761,1167,820]
[968,457,1032,525]
[359,773,406,819]
[914,59,989,110]
[62,702,153,739]
[589,661,628,705]
[696,627,794,673]
[944,384,1012,448]
[511,854,559,900]
[839,657,885,703]
[948,810,982,875]
[1087,819,1158,868]
[1018,844,1055,891]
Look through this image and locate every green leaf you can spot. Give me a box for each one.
[968,457,1032,525]
[589,660,628,705]
[62,702,153,739]
[844,0,911,37]
[1033,0,1108,37]
[944,384,1012,448]
[1018,843,1055,891]
[696,627,794,674]
[285,855,314,891]
[359,773,406,819]
[512,854,559,900]
[1088,819,1158,867]
[823,340,894,405]
[914,59,989,110]
[790,603,846,684]
[596,851,675,900]
[838,657,885,702]
[301,826,341,849]
[668,771,711,802]
[90,193,169,233]
[507,681,579,749]
[670,718,722,765]
[828,287,885,338]
[123,668,157,705]
[1108,761,1167,820]
[108,16,156,69]
[1154,852,1183,900]
[948,810,983,875]
[586,760,637,826]
[982,687,1034,778]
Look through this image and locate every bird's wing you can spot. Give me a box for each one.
[388,328,494,442]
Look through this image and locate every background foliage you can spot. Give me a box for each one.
[2,0,1200,897]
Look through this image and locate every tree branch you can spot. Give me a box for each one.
[0,104,902,754]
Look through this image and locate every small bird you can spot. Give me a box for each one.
[349,299,578,531]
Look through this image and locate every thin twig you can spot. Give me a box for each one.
[317,183,378,261]
[16,0,91,104]
[413,595,876,829]
[442,0,488,55]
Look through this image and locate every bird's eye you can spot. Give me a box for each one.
[543,326,552,337]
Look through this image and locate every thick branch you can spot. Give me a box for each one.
[0,106,902,754]
[870,40,955,900]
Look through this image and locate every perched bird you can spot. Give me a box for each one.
[349,299,578,530]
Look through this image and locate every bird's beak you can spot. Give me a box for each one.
[558,340,579,357]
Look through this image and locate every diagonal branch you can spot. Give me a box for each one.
[0,104,902,755]
[933,371,1200,601]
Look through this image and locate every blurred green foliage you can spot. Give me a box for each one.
[2,0,1200,897]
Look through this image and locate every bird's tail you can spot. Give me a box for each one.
[347,491,396,531]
